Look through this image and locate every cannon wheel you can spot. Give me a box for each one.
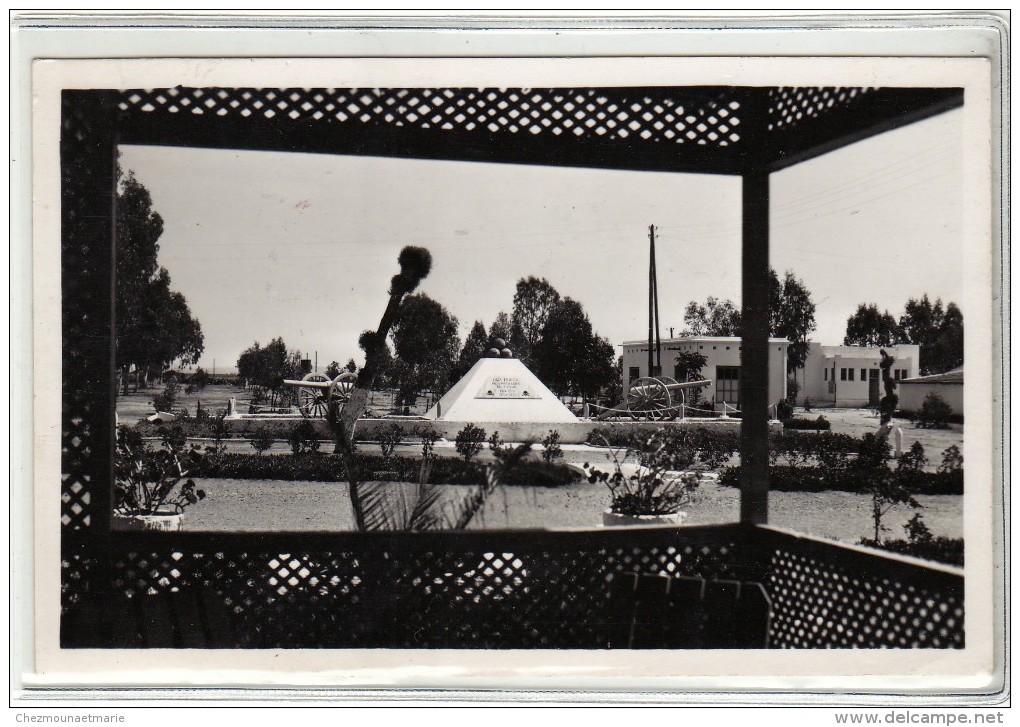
[627,376,678,421]
[298,372,331,418]
[329,372,358,411]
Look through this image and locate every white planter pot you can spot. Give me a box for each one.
[112,511,184,532]
[602,509,688,527]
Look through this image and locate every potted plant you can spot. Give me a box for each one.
[584,430,707,526]
[112,425,207,531]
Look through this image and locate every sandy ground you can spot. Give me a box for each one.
[182,476,962,543]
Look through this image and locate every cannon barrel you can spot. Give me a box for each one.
[282,378,331,389]
[628,378,711,395]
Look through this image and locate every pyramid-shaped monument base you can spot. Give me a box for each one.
[425,357,578,423]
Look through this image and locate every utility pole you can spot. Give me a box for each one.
[647,224,661,376]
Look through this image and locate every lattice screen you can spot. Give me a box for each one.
[765,544,964,649]
[117,87,748,148]
[767,87,874,131]
[61,87,965,650]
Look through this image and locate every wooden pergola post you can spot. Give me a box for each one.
[740,169,770,524]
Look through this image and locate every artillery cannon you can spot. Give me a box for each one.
[594,376,712,421]
[281,372,358,418]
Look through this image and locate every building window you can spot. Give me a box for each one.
[715,366,740,406]
[824,368,828,381]
[628,367,640,383]
[848,368,855,381]
[840,368,847,381]
[861,368,867,381]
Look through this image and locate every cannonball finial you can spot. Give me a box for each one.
[500,348,513,358]
[487,348,501,358]
[492,338,506,349]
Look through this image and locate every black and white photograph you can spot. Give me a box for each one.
[28,49,1000,692]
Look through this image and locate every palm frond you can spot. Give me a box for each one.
[407,483,447,530]
[351,481,412,531]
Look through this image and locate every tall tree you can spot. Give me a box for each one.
[768,269,817,373]
[453,320,489,380]
[899,296,963,374]
[673,350,708,381]
[116,171,203,392]
[534,297,617,402]
[511,276,561,365]
[844,303,903,347]
[682,296,742,337]
[682,269,815,375]
[932,302,964,373]
[488,311,513,345]
[390,293,461,404]
[236,337,302,392]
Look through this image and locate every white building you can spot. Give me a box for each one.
[620,336,922,410]
[897,366,963,415]
[799,343,920,408]
[620,336,789,410]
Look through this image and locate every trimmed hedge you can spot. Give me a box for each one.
[782,415,831,431]
[586,425,740,451]
[587,426,860,463]
[718,465,963,495]
[859,537,964,567]
[189,452,580,487]
[134,419,266,439]
[895,411,965,426]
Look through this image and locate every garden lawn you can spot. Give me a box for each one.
[181,476,962,544]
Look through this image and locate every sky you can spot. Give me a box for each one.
[118,106,963,374]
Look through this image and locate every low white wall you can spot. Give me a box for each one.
[214,416,772,444]
[897,382,964,415]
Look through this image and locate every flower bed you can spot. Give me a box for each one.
[189,451,580,487]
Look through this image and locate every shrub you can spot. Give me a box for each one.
[114,425,207,515]
[584,430,705,516]
[249,426,276,454]
[939,445,963,474]
[859,514,964,567]
[415,426,441,484]
[185,367,211,394]
[786,377,800,406]
[152,381,179,413]
[541,429,564,463]
[917,392,953,429]
[776,398,794,421]
[288,419,321,456]
[454,424,486,462]
[895,441,927,475]
[376,423,404,458]
[782,415,831,431]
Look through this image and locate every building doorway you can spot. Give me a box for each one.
[868,369,880,406]
[716,366,740,407]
